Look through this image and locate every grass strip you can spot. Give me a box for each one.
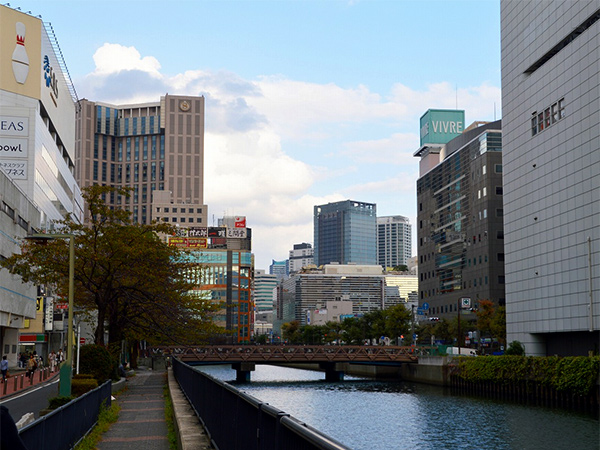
[75,400,120,450]
[164,379,178,450]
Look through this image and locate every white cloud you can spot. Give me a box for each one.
[76,43,502,269]
[92,43,162,77]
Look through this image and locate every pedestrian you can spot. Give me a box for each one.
[1,356,8,383]
[19,352,27,369]
[57,349,64,364]
[26,354,36,380]
[49,351,57,373]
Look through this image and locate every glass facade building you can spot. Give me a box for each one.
[184,250,254,343]
[314,200,377,266]
[416,121,505,318]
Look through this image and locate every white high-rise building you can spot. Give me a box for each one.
[377,216,412,269]
[289,242,314,273]
[501,0,599,356]
[254,270,278,312]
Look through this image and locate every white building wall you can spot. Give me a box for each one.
[501,0,600,355]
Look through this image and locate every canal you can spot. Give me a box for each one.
[196,364,599,450]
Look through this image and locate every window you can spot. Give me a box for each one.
[164,207,169,212]
[482,165,486,175]
[497,253,505,261]
[495,164,502,173]
[496,186,503,195]
[483,209,487,219]
[496,208,504,217]
[498,276,505,284]
[483,187,487,197]
[497,231,504,239]
[544,108,551,128]
[531,115,538,136]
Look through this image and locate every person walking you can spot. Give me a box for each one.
[1,356,8,383]
[26,354,36,380]
[49,351,57,373]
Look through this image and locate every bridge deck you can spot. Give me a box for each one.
[159,345,430,364]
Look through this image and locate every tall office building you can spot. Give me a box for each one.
[501,1,599,355]
[415,109,505,319]
[377,216,412,269]
[0,6,84,362]
[254,270,278,312]
[75,95,207,226]
[269,259,288,281]
[314,200,377,266]
[289,242,314,273]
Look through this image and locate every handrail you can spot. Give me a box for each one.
[173,357,350,450]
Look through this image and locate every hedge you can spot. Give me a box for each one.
[457,356,600,396]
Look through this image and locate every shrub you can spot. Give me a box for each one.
[72,377,98,397]
[78,344,116,383]
[73,373,95,380]
[48,396,74,410]
[505,340,525,356]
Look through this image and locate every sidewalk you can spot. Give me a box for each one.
[97,369,170,450]
[0,367,59,399]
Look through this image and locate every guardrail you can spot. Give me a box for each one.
[161,345,430,364]
[173,357,350,450]
[18,379,112,450]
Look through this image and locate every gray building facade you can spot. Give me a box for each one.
[501,1,599,355]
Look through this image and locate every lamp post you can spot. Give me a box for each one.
[25,233,74,397]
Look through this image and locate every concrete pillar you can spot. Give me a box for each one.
[319,362,345,381]
[232,362,255,382]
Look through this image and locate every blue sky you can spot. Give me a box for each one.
[12,0,502,270]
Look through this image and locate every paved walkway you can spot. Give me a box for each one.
[98,369,170,450]
[0,368,59,399]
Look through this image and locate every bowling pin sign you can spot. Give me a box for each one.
[12,22,29,84]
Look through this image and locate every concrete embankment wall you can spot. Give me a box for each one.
[278,358,449,385]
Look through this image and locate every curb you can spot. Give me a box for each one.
[167,368,213,450]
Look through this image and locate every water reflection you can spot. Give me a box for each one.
[195,365,599,450]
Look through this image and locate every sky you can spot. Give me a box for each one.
[12,0,502,271]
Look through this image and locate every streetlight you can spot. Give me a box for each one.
[25,233,75,397]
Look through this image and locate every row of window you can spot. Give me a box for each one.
[1,201,29,232]
[531,98,565,136]
[161,217,203,223]
[157,207,203,214]
[420,275,506,300]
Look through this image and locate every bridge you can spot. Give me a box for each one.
[156,345,432,381]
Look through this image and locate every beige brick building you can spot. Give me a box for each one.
[75,94,207,226]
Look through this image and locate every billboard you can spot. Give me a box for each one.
[419,109,465,146]
[0,115,29,179]
[173,227,248,239]
[0,6,42,99]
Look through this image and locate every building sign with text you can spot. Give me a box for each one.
[419,109,465,146]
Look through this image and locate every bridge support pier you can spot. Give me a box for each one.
[232,362,255,382]
[319,362,345,381]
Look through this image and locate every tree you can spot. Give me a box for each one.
[505,340,525,356]
[1,185,222,347]
[383,304,412,342]
[281,321,301,343]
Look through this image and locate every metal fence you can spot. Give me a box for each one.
[19,379,112,450]
[173,358,350,450]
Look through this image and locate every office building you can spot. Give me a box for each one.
[314,200,377,266]
[75,94,207,226]
[377,215,412,269]
[289,242,314,273]
[501,0,599,355]
[167,218,254,343]
[0,6,84,362]
[415,108,505,319]
[269,259,288,281]
[254,270,278,312]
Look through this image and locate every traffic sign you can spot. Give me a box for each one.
[461,298,471,308]
[422,302,429,310]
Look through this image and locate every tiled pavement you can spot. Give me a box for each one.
[97,370,170,450]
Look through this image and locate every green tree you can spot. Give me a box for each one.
[383,304,412,342]
[281,321,302,343]
[1,185,222,346]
